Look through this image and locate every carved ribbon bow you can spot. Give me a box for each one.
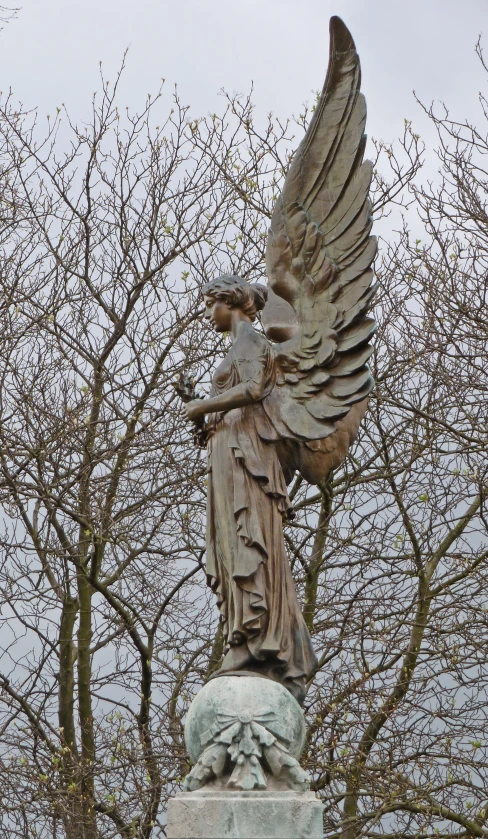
[184,706,310,792]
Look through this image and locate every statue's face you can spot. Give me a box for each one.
[204,295,232,332]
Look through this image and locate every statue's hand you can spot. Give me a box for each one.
[184,399,205,421]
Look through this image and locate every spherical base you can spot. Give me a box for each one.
[184,675,306,764]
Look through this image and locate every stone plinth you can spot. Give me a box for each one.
[166,789,323,839]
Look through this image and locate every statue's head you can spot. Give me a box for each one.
[202,274,267,331]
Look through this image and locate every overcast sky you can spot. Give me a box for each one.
[0,0,487,160]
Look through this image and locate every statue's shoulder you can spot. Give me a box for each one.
[235,323,271,357]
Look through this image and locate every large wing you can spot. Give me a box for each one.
[261,16,377,447]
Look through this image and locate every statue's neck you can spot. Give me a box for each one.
[230,312,252,342]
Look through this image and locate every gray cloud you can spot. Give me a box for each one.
[1,0,486,150]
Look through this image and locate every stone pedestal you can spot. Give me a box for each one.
[167,676,323,839]
[167,789,323,839]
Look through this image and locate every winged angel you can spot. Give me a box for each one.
[184,18,376,704]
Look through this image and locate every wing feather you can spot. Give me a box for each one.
[331,344,373,375]
[323,161,372,244]
[337,317,377,352]
[308,98,367,223]
[261,16,376,464]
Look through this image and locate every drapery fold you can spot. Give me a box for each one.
[205,325,317,703]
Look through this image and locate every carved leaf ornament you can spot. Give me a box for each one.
[184,706,310,792]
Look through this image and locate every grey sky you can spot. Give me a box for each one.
[1,0,487,159]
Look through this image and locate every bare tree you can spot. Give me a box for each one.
[0,70,284,837]
[291,58,488,839]
[0,5,18,25]
[0,44,487,839]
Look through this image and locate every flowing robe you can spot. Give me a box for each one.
[206,323,317,703]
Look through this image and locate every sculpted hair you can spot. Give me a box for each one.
[203,275,268,321]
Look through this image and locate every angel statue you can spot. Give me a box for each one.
[183,17,376,705]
